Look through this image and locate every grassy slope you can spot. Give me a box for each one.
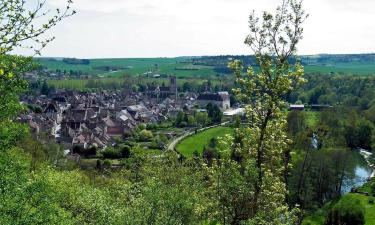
[303,194,375,225]
[176,126,233,157]
[303,179,375,225]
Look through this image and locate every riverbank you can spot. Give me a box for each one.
[303,149,375,224]
[359,149,375,179]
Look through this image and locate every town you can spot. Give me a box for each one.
[19,75,241,166]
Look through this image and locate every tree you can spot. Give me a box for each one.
[0,0,75,55]
[0,1,75,223]
[206,103,223,124]
[40,80,50,95]
[227,0,307,223]
[139,129,154,141]
[287,110,307,136]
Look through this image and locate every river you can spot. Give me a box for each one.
[341,149,374,193]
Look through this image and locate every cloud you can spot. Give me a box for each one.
[13,0,375,57]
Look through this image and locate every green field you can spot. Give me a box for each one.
[36,57,216,78]
[36,56,375,79]
[47,76,227,90]
[304,111,320,127]
[304,62,375,76]
[176,126,233,157]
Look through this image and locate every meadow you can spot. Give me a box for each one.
[47,76,228,90]
[176,126,233,157]
[36,55,375,80]
[36,57,216,78]
[304,111,320,127]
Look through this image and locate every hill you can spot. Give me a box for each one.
[35,53,375,78]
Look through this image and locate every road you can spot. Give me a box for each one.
[166,122,231,152]
[166,130,194,151]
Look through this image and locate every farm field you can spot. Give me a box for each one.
[176,126,233,157]
[304,62,375,76]
[36,57,216,78]
[47,76,229,90]
[36,56,375,79]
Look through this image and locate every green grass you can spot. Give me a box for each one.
[36,57,217,78]
[176,126,233,157]
[303,178,375,225]
[304,111,320,128]
[304,62,375,76]
[47,76,228,90]
[37,57,375,79]
[303,194,375,225]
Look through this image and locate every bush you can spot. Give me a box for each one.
[139,129,154,141]
[103,160,111,168]
[325,197,365,225]
[102,148,122,159]
[119,145,131,158]
[72,145,84,155]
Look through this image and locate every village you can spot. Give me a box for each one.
[18,75,241,165]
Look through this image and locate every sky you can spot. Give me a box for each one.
[16,0,375,58]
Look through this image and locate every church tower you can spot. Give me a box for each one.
[169,76,178,101]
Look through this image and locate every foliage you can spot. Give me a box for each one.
[225,0,307,223]
[325,196,365,225]
[0,0,75,55]
[206,103,223,124]
[0,149,74,225]
[139,129,154,141]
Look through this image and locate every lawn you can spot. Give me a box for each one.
[304,111,320,128]
[176,126,233,157]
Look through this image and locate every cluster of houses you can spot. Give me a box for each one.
[19,86,232,151]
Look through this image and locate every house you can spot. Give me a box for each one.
[223,108,245,117]
[197,92,230,110]
[290,104,305,111]
[311,104,333,111]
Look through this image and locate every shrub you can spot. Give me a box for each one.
[103,159,111,167]
[85,146,97,157]
[72,145,84,155]
[119,145,131,158]
[325,197,365,225]
[139,129,154,141]
[102,148,122,159]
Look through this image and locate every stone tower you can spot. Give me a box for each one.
[169,76,178,101]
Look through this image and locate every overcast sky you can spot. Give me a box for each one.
[18,0,375,58]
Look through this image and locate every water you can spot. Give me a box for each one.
[311,133,318,149]
[341,149,374,193]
